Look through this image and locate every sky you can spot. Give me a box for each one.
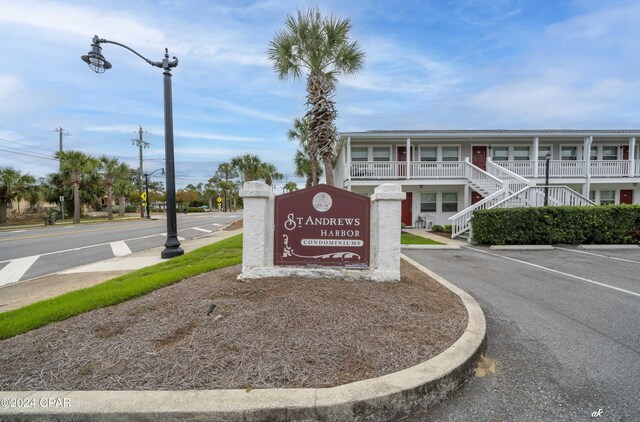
[0,0,639,188]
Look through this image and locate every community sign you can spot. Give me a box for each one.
[274,185,370,267]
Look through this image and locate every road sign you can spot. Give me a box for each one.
[217,197,222,203]
[142,202,147,207]
[59,196,64,202]
[141,192,147,201]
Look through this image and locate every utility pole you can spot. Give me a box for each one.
[132,126,149,218]
[54,127,70,170]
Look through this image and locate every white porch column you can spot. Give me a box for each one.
[629,137,636,177]
[346,136,352,191]
[463,184,470,209]
[370,184,405,282]
[533,137,539,178]
[406,137,411,179]
[584,136,592,177]
[239,181,274,275]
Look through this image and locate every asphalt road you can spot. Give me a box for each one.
[0,212,241,285]
[400,246,640,422]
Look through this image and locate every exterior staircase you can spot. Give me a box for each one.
[450,159,594,240]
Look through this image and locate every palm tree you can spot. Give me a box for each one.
[269,8,364,186]
[230,154,264,182]
[57,150,101,224]
[294,149,318,188]
[100,156,129,221]
[113,178,136,216]
[288,116,321,186]
[260,163,283,186]
[284,181,298,192]
[0,167,37,224]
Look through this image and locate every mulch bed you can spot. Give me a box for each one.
[0,261,467,391]
[224,219,243,231]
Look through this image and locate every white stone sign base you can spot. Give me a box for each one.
[239,182,405,282]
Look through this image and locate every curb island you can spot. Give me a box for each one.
[1,255,486,421]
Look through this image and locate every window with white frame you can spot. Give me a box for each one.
[442,192,458,212]
[420,192,436,212]
[513,146,530,161]
[372,147,390,162]
[602,146,618,161]
[493,146,509,161]
[442,146,459,162]
[590,146,598,161]
[538,145,551,160]
[351,147,368,162]
[420,147,437,162]
[561,146,578,161]
[600,190,615,205]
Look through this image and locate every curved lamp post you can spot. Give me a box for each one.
[82,35,184,258]
[144,168,164,219]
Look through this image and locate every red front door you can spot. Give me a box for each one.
[471,191,484,204]
[472,146,487,170]
[401,192,412,226]
[621,146,629,160]
[620,190,633,205]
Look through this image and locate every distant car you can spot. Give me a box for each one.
[199,205,209,210]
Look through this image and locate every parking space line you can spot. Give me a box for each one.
[0,256,40,286]
[554,247,640,264]
[468,247,640,298]
[189,227,212,233]
[110,241,132,257]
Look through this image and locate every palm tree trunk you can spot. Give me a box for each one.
[73,183,81,224]
[208,197,213,211]
[311,159,318,186]
[322,156,334,186]
[119,196,126,216]
[0,201,7,224]
[107,187,113,220]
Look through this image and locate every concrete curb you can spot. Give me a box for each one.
[490,245,554,251]
[0,255,486,422]
[578,244,639,250]
[402,244,461,250]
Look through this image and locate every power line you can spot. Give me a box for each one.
[0,137,59,154]
[0,147,57,161]
[0,143,56,160]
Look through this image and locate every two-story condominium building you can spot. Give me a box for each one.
[333,130,640,238]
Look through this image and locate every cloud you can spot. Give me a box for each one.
[0,0,166,49]
[84,124,262,142]
[207,99,292,124]
[0,75,22,100]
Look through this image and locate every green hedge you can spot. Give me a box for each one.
[472,205,640,245]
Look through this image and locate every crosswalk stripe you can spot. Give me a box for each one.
[190,227,212,233]
[110,241,132,257]
[0,256,40,287]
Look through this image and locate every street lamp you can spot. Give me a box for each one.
[82,35,184,258]
[144,168,164,219]
[544,152,551,206]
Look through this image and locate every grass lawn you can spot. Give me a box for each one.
[0,234,243,340]
[401,232,445,245]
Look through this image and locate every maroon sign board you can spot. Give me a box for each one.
[274,185,370,267]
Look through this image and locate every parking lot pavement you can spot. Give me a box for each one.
[400,247,640,421]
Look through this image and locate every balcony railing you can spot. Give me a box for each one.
[589,160,629,177]
[493,160,535,177]
[411,161,465,178]
[350,161,466,180]
[496,160,639,178]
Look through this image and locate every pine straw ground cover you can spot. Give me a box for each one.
[0,261,467,391]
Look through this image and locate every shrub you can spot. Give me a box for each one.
[125,204,138,213]
[431,225,444,232]
[443,224,452,234]
[472,205,640,245]
[187,207,205,213]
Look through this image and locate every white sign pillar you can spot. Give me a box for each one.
[370,184,406,282]
[239,181,274,273]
